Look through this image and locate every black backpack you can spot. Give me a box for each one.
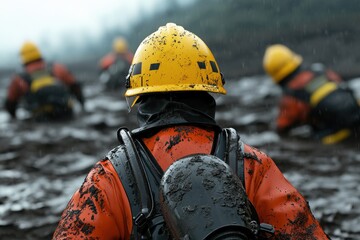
[21,65,72,114]
[284,72,360,130]
[107,127,274,239]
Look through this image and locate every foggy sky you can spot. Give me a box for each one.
[0,0,194,68]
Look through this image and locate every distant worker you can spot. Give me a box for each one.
[263,44,360,144]
[98,36,134,90]
[4,41,85,121]
[53,23,328,239]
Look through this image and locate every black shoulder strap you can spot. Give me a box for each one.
[20,64,54,87]
[108,127,246,238]
[220,128,276,236]
[45,62,56,76]
[20,72,33,86]
[221,128,245,187]
[107,127,154,239]
[283,87,310,103]
[283,69,330,104]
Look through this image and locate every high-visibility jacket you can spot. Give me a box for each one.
[277,69,342,131]
[5,60,83,118]
[99,52,134,71]
[53,125,329,239]
[276,68,360,139]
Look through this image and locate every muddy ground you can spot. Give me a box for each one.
[0,69,359,239]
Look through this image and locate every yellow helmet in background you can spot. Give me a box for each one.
[125,22,226,107]
[113,37,128,54]
[263,44,303,84]
[20,41,42,65]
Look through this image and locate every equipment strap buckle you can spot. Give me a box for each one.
[259,223,275,238]
[134,209,149,231]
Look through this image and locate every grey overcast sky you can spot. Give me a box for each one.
[0,0,194,67]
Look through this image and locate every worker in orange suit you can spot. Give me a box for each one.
[263,44,360,144]
[4,41,84,121]
[53,23,329,239]
[98,36,134,90]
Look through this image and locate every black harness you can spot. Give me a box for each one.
[107,127,248,239]
[20,63,54,87]
[20,65,72,116]
[108,127,276,238]
[283,71,360,130]
[282,73,331,105]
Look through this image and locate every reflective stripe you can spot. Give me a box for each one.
[310,82,337,107]
[322,128,351,144]
[30,76,55,92]
[33,98,72,115]
[34,104,54,113]
[305,75,328,93]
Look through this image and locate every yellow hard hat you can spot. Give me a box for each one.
[20,41,42,65]
[125,23,226,107]
[263,44,303,83]
[113,37,128,54]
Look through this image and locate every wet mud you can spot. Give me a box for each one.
[0,74,359,239]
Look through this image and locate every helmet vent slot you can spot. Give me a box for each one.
[210,61,218,73]
[132,63,142,75]
[150,63,160,70]
[197,61,206,69]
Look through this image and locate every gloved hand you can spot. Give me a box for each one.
[4,99,17,119]
[70,82,85,110]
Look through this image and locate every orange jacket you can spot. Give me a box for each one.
[277,69,342,132]
[5,60,83,118]
[99,52,134,71]
[53,126,328,239]
[6,61,78,103]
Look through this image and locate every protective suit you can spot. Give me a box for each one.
[98,37,134,90]
[53,23,329,239]
[263,44,360,144]
[4,41,84,121]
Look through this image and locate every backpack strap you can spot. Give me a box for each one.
[216,128,275,235]
[20,71,33,86]
[20,65,55,90]
[283,87,310,103]
[215,127,245,186]
[283,68,332,104]
[107,127,154,239]
[108,126,248,238]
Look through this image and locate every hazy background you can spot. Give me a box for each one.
[0,0,194,68]
[1,1,360,239]
[1,0,360,79]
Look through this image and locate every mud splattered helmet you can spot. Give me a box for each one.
[125,23,226,108]
[263,44,303,84]
[20,41,42,65]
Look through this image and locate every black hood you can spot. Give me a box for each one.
[132,92,220,136]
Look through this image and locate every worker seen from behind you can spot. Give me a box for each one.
[4,41,85,121]
[53,23,329,239]
[98,36,134,90]
[263,44,360,144]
